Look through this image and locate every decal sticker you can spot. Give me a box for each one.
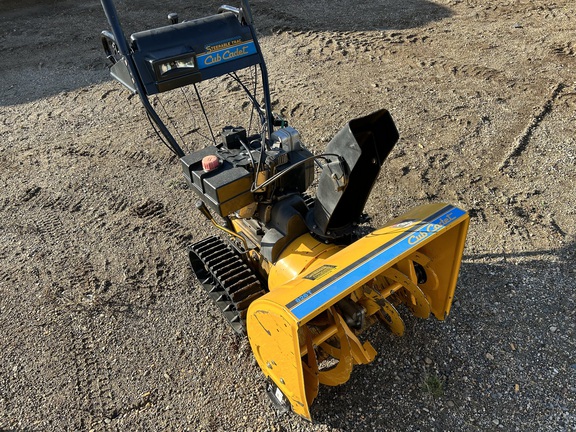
[205,37,243,52]
[304,265,337,281]
[197,41,257,69]
[391,219,418,229]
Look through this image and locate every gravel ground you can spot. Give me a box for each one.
[1,0,575,431]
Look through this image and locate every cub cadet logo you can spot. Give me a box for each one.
[408,212,456,245]
[204,45,249,65]
[197,41,256,69]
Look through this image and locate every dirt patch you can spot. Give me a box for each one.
[1,0,575,431]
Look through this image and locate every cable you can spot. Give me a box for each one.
[155,96,187,148]
[145,112,179,156]
[238,138,256,168]
[250,153,343,193]
[181,87,213,145]
[248,65,259,134]
[252,119,270,190]
[229,71,266,127]
[193,83,217,146]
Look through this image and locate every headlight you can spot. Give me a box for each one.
[158,56,196,76]
[150,53,198,82]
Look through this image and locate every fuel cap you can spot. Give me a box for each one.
[202,155,220,172]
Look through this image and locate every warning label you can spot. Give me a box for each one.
[304,265,337,281]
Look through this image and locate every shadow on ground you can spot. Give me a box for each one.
[252,0,452,33]
[0,0,452,106]
[306,240,575,431]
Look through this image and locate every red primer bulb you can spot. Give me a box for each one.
[202,155,220,172]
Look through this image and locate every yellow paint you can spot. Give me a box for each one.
[246,299,311,419]
[246,202,470,420]
[267,234,342,290]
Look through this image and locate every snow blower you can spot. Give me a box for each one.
[99,0,469,420]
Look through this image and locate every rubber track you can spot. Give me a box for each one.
[188,236,266,335]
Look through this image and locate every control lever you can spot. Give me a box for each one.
[195,201,248,251]
[196,201,213,221]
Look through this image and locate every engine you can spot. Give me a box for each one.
[180,125,314,219]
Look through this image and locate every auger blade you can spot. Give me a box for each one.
[378,297,405,336]
[383,267,431,319]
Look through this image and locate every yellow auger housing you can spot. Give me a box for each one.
[247,203,469,420]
